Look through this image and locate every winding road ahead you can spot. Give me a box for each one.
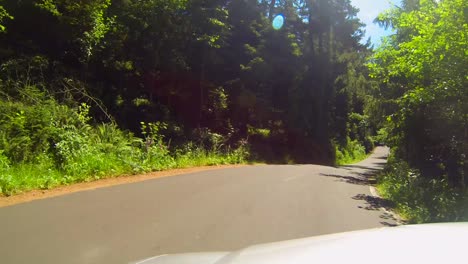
[0,147,397,264]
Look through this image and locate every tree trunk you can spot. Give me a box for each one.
[269,0,276,20]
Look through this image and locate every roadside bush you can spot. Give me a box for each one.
[0,87,249,196]
[247,125,271,139]
[226,139,250,164]
[174,139,249,168]
[0,151,9,170]
[335,137,367,165]
[0,154,61,196]
[363,136,375,153]
[373,127,389,146]
[377,155,467,223]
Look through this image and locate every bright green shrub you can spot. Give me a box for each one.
[0,150,9,169]
[0,86,249,196]
[335,137,367,165]
[378,155,467,223]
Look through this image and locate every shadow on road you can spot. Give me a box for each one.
[319,147,401,226]
[320,164,381,186]
[352,194,398,227]
[321,156,387,186]
[319,170,400,226]
[339,165,381,171]
[353,194,395,211]
[319,173,374,186]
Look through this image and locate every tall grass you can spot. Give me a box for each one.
[0,144,248,196]
[335,138,368,165]
[0,88,249,196]
[377,155,468,223]
[174,142,249,168]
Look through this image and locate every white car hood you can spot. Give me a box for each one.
[135,223,468,264]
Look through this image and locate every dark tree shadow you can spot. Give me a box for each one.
[322,160,386,186]
[376,156,388,160]
[372,162,388,166]
[339,165,381,171]
[352,194,400,226]
[321,165,380,186]
[320,173,375,186]
[380,221,398,227]
[353,194,395,211]
[318,149,402,226]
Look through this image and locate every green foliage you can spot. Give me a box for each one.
[36,0,60,17]
[369,0,467,188]
[335,138,367,165]
[0,155,62,196]
[0,87,248,196]
[1,0,375,182]
[374,127,389,145]
[174,139,249,168]
[368,0,468,222]
[378,156,468,223]
[0,89,75,163]
[0,2,12,33]
[247,125,271,138]
[347,112,374,152]
[36,0,114,60]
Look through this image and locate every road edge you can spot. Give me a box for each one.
[0,164,250,208]
[369,185,405,225]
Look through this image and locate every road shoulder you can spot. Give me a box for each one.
[0,164,247,208]
[369,185,405,225]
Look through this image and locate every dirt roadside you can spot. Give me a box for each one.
[0,164,247,208]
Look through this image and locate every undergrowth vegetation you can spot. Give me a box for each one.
[370,0,467,223]
[335,138,368,165]
[334,113,374,165]
[0,87,248,196]
[377,153,468,223]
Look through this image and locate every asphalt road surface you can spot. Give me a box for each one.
[0,147,397,264]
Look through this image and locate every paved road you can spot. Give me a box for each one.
[0,147,396,264]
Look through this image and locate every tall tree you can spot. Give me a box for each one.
[0,0,372,163]
[369,0,468,187]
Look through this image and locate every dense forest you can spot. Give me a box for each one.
[0,0,466,222]
[370,0,467,222]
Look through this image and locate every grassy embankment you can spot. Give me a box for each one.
[335,139,369,165]
[376,153,468,223]
[0,89,248,196]
[0,88,373,196]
